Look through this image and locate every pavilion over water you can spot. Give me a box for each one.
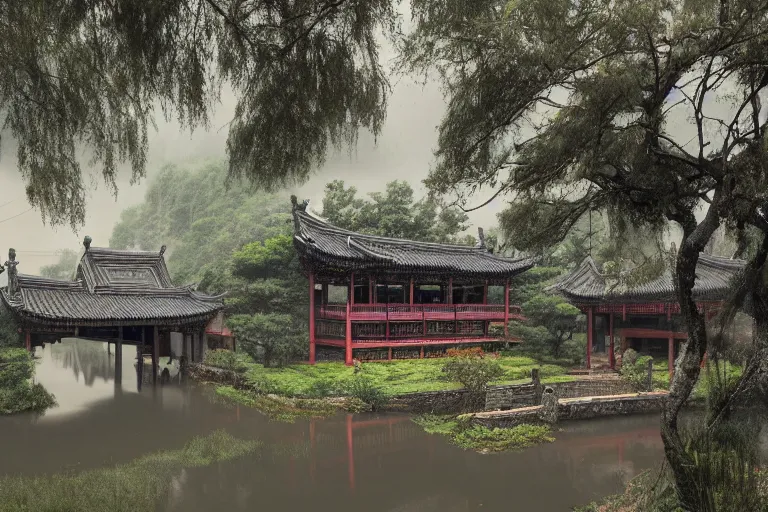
[0,237,225,382]
[290,197,535,364]
[549,254,746,376]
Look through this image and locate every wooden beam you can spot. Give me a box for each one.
[309,272,316,365]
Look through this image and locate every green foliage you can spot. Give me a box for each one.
[0,430,260,511]
[441,353,505,394]
[109,161,292,286]
[214,386,336,422]
[515,294,580,358]
[0,306,20,348]
[345,375,388,410]
[320,180,472,244]
[227,313,305,368]
[235,355,569,398]
[0,348,56,415]
[413,415,554,453]
[3,2,396,228]
[39,249,80,280]
[619,351,654,392]
[203,349,248,374]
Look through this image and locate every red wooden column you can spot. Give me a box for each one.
[587,306,594,370]
[668,336,674,380]
[409,278,414,305]
[345,299,353,366]
[609,313,615,370]
[503,279,510,337]
[345,273,353,365]
[447,277,453,304]
[483,281,488,305]
[309,272,316,364]
[24,329,31,352]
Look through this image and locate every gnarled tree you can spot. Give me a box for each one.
[403,0,768,508]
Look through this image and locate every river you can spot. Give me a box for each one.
[0,338,667,511]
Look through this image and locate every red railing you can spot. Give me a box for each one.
[317,304,523,322]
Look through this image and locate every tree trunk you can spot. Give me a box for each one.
[662,203,722,510]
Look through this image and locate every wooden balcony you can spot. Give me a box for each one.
[317,304,525,322]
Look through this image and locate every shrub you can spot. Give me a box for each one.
[346,375,388,410]
[619,351,653,392]
[446,347,484,358]
[0,348,56,414]
[442,355,505,394]
[306,378,337,398]
[204,349,247,373]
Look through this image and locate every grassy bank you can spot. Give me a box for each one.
[0,348,56,415]
[413,414,554,453]
[204,350,574,398]
[0,430,260,512]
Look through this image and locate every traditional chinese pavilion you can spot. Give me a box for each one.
[290,197,534,364]
[0,237,225,382]
[549,254,745,376]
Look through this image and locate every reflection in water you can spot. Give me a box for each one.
[1,339,667,511]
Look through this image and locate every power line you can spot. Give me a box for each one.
[0,199,16,209]
[0,207,33,224]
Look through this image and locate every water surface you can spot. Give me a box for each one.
[0,338,668,511]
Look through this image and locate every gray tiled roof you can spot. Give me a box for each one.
[1,247,224,327]
[293,211,534,279]
[549,254,746,304]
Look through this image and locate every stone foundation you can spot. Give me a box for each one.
[470,392,669,428]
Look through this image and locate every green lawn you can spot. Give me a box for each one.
[206,351,574,397]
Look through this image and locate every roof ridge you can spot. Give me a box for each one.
[298,210,524,259]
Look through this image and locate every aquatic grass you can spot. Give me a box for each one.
[0,430,261,512]
[413,415,554,453]
[214,385,337,422]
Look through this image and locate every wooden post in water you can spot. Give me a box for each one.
[137,326,145,391]
[115,327,123,385]
[152,326,159,384]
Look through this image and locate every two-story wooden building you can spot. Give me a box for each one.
[291,197,535,364]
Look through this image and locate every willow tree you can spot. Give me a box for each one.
[403,0,768,507]
[0,0,396,228]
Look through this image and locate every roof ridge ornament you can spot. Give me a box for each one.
[290,195,310,235]
[83,235,92,252]
[4,248,19,296]
[476,227,486,249]
[160,245,167,256]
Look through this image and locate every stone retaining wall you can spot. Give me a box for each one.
[385,389,474,414]
[484,383,538,411]
[548,378,635,399]
[471,392,669,429]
